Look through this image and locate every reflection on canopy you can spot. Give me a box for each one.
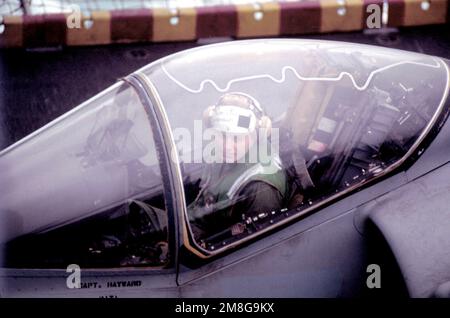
[143,39,449,255]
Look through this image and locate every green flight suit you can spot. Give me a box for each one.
[188,155,287,239]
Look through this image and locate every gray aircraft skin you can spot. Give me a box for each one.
[0,39,450,298]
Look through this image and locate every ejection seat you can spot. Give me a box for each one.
[279,62,333,209]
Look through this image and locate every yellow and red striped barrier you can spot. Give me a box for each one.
[0,0,448,48]
[387,0,448,27]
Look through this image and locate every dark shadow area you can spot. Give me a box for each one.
[362,220,409,298]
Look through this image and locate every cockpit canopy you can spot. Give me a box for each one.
[1,40,449,267]
[142,40,449,254]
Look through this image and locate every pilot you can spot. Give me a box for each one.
[188,92,287,240]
